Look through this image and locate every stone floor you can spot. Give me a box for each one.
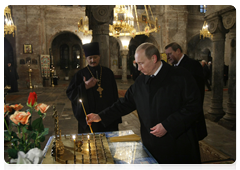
[4,78,236,163]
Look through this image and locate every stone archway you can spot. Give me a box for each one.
[4,38,14,66]
[109,36,121,76]
[129,34,159,56]
[201,48,212,62]
[187,34,212,61]
[51,31,83,80]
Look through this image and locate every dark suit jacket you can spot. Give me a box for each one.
[178,55,208,140]
[99,61,202,163]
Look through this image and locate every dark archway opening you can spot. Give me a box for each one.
[51,32,83,80]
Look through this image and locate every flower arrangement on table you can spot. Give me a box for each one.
[4,92,50,160]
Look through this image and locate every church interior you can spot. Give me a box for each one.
[4,5,236,165]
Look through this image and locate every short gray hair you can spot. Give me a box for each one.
[136,43,160,61]
[165,42,183,52]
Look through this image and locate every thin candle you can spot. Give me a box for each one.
[79,99,93,133]
[73,135,76,156]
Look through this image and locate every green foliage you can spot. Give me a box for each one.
[7,148,18,159]
[32,117,44,133]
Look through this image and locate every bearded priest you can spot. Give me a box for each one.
[66,42,122,133]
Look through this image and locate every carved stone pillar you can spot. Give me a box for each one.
[205,16,226,122]
[86,5,114,68]
[218,10,236,130]
[121,50,128,82]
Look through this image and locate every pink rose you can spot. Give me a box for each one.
[4,105,11,113]
[10,111,31,125]
[9,104,24,111]
[35,103,50,113]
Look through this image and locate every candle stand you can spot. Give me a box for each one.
[51,68,55,87]
[28,68,33,89]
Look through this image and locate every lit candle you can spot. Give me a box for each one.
[73,135,76,156]
[79,99,93,133]
[87,134,90,142]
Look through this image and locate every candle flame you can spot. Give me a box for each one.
[73,135,76,140]
[79,99,82,103]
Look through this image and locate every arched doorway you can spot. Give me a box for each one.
[4,38,14,66]
[187,34,212,61]
[129,34,159,67]
[109,36,121,76]
[51,32,83,80]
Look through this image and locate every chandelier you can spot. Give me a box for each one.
[78,16,92,36]
[77,16,93,44]
[110,5,159,38]
[4,6,16,37]
[78,5,159,38]
[200,21,213,39]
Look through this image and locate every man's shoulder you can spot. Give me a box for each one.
[181,55,201,68]
[102,66,114,73]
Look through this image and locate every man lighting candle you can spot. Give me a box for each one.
[87,42,202,164]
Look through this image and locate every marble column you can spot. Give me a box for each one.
[86,5,114,68]
[205,16,226,122]
[92,24,110,67]
[121,50,128,82]
[218,11,236,130]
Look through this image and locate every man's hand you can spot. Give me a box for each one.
[150,123,167,138]
[86,113,101,125]
[84,76,99,89]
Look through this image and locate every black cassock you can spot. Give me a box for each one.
[98,61,202,164]
[66,65,122,133]
[4,65,19,92]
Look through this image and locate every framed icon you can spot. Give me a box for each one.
[23,44,33,54]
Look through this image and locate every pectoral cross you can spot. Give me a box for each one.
[97,85,103,98]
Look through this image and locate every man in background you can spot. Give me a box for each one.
[201,60,212,91]
[4,62,19,93]
[66,42,122,133]
[165,42,207,141]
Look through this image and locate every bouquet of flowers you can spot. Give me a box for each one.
[4,92,50,159]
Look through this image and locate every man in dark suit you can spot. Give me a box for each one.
[87,43,202,164]
[165,42,207,141]
[201,60,212,91]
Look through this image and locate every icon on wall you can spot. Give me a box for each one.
[23,44,33,54]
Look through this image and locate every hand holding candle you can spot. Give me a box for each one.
[86,113,102,125]
[79,99,93,133]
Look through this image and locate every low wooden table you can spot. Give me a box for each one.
[42,130,158,164]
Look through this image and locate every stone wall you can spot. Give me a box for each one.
[160,5,188,53]
[11,5,85,88]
